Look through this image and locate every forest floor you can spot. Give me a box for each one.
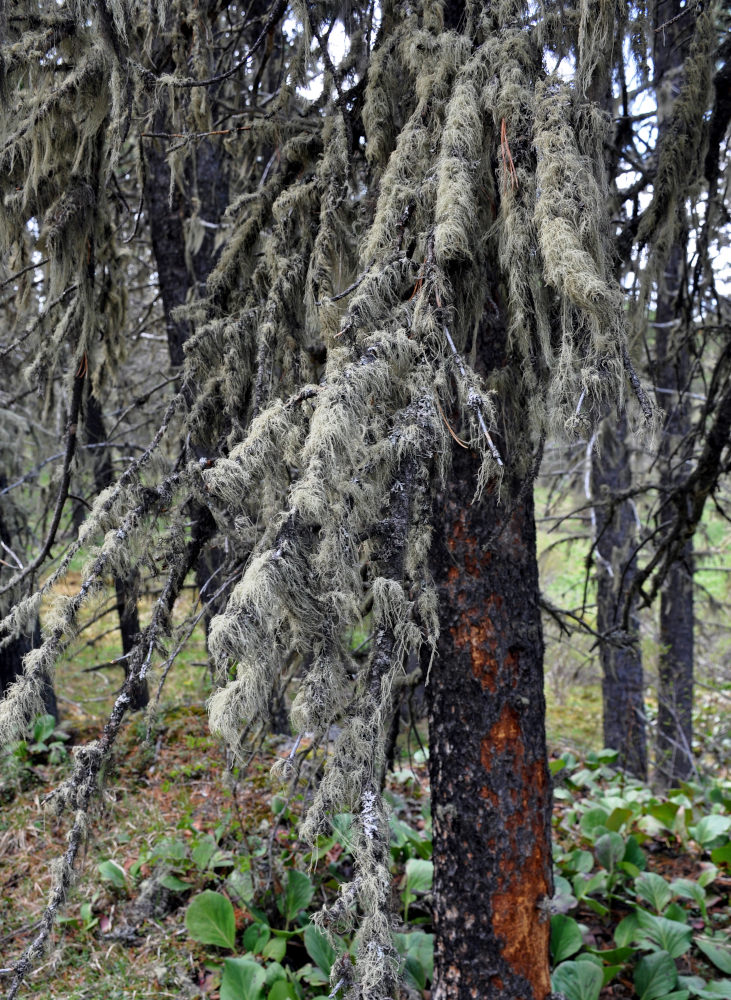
[0,575,729,1000]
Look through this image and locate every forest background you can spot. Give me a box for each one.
[0,0,730,998]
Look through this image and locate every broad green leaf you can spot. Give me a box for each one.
[696,939,731,975]
[284,870,314,923]
[670,879,706,908]
[551,915,584,963]
[33,715,57,744]
[710,845,731,866]
[192,836,217,871]
[580,808,610,839]
[602,966,623,986]
[615,912,641,948]
[98,860,127,889]
[550,759,567,775]
[637,873,673,913]
[243,922,271,954]
[404,858,433,894]
[159,874,191,892]
[586,946,637,964]
[649,803,681,831]
[691,817,731,847]
[573,871,608,899]
[636,910,693,958]
[678,975,708,995]
[185,890,236,950]
[304,925,337,976]
[606,808,634,832]
[263,937,287,962]
[220,958,266,1000]
[624,836,648,871]
[552,960,603,1000]
[405,955,427,990]
[697,867,718,890]
[226,869,255,906]
[153,837,187,863]
[264,962,287,986]
[267,983,298,1000]
[634,950,678,1000]
[697,982,731,1000]
[394,931,434,984]
[595,832,625,872]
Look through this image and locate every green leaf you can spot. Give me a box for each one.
[153,837,187,863]
[615,912,641,947]
[624,836,648,871]
[32,715,57,744]
[691,817,731,847]
[98,860,127,889]
[552,960,603,1000]
[267,982,298,1000]
[710,845,731,866]
[637,873,673,913]
[243,922,271,954]
[697,867,718,890]
[551,915,584,964]
[697,981,731,1000]
[636,911,693,958]
[649,803,681,831]
[304,925,337,976]
[678,975,707,995]
[634,950,679,1000]
[550,759,567,776]
[696,939,731,975]
[262,937,287,962]
[670,879,706,908]
[192,835,217,871]
[284,870,314,923]
[606,808,634,832]
[185,891,236,950]
[394,931,434,986]
[595,832,625,872]
[586,946,637,964]
[159,874,191,892]
[580,808,610,839]
[220,958,266,1000]
[404,858,433,894]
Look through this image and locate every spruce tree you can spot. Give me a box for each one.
[0,1,728,998]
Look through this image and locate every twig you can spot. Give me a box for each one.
[0,364,85,597]
[0,258,49,291]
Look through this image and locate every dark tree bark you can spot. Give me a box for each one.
[591,415,647,778]
[0,492,57,718]
[652,0,696,788]
[427,276,552,999]
[428,460,551,1000]
[84,393,148,710]
[654,246,695,787]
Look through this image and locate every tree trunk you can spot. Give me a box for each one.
[428,456,551,1000]
[652,0,695,788]
[0,494,57,719]
[84,394,148,710]
[591,415,647,778]
[654,246,694,787]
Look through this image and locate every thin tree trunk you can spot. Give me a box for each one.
[591,415,647,778]
[0,494,57,718]
[84,394,148,710]
[652,0,695,788]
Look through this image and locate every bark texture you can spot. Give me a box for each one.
[428,454,551,1000]
[591,415,647,778]
[652,1,695,787]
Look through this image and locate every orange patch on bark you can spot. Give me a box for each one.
[492,838,551,1000]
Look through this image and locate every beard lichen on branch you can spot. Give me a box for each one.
[1,0,718,995]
